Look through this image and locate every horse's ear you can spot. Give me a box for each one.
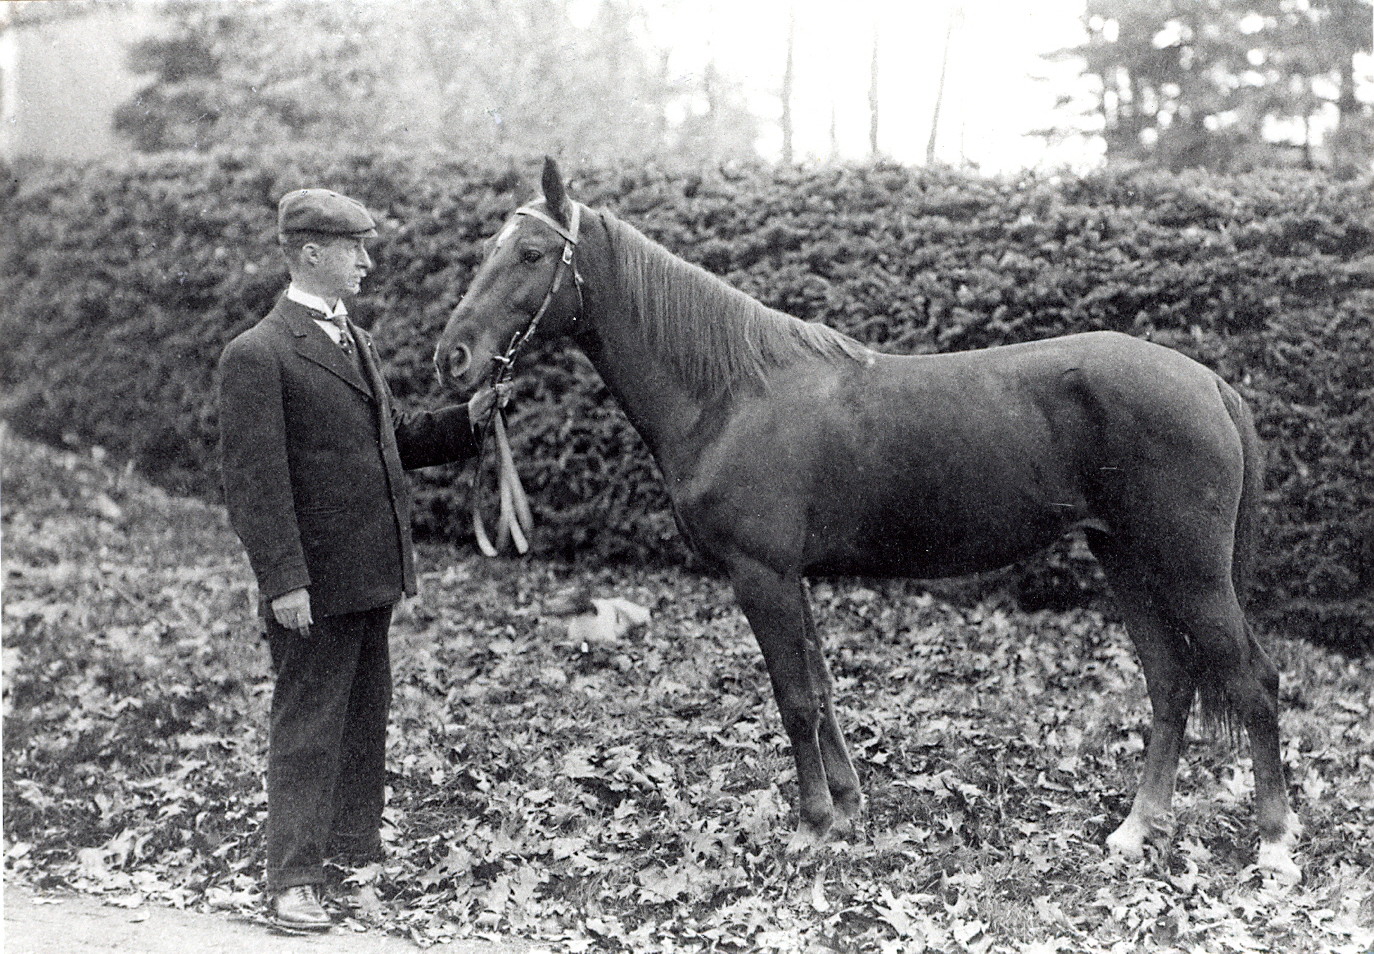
[541,156,571,226]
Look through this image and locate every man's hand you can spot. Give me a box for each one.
[467,384,511,427]
[271,587,313,634]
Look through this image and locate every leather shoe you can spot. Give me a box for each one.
[271,884,331,933]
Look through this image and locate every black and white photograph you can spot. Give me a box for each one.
[2,0,1371,952]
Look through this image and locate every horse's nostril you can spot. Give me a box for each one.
[448,344,472,380]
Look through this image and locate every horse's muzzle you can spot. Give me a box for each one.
[435,344,472,388]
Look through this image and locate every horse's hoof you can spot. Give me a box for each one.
[785,826,826,854]
[1257,842,1302,885]
[1105,823,1146,861]
[830,795,863,835]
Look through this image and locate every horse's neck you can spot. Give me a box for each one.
[575,293,716,481]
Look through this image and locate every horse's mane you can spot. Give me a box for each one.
[600,210,872,398]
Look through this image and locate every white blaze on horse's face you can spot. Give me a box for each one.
[492,218,519,250]
[436,205,573,393]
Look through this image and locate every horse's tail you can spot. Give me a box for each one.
[1197,377,1267,737]
[1218,378,1265,610]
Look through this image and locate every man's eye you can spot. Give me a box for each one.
[521,248,543,264]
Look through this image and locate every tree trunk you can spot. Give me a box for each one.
[868,28,879,158]
[926,4,960,164]
[704,58,719,159]
[829,101,838,161]
[781,11,795,165]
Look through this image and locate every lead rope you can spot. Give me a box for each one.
[471,402,532,557]
[469,332,534,557]
[468,202,581,557]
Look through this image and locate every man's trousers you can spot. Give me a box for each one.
[264,603,393,891]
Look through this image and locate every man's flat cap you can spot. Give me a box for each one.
[277,188,377,238]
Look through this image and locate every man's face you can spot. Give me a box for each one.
[307,236,373,300]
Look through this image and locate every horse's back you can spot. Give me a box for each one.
[867,331,1233,458]
[874,329,1211,392]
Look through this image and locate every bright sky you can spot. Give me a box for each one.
[632,0,1099,171]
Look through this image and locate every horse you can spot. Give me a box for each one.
[433,158,1301,881]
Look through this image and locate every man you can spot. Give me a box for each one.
[218,188,496,933]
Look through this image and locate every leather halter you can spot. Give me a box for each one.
[468,201,584,557]
[491,200,584,378]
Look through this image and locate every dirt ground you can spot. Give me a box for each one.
[3,885,543,954]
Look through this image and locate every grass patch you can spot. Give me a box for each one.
[4,433,1372,952]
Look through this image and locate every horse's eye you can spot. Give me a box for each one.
[521,248,543,264]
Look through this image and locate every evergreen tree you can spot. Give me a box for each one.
[114,0,758,163]
[1047,0,1372,173]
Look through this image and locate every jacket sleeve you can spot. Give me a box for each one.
[392,402,480,470]
[218,336,310,600]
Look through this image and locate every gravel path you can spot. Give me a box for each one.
[3,886,541,954]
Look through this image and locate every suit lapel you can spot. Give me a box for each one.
[279,298,374,400]
[354,327,391,413]
[355,326,408,469]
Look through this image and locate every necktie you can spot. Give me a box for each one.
[329,313,353,355]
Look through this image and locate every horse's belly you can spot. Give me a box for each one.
[805,491,1088,580]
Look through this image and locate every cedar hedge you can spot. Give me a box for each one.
[1,150,1370,650]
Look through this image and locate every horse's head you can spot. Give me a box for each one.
[434,157,585,394]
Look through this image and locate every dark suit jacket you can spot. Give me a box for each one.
[218,295,476,618]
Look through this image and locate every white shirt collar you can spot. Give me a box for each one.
[286,283,348,320]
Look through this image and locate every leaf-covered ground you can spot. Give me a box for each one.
[4,433,1372,953]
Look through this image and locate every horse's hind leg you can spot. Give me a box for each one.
[1091,538,1196,860]
[1180,589,1301,880]
[800,583,862,831]
[1098,539,1300,879]
[728,558,837,848]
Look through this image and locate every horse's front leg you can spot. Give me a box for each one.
[800,581,862,833]
[728,558,834,849]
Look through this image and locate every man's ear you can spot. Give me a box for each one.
[541,156,571,226]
